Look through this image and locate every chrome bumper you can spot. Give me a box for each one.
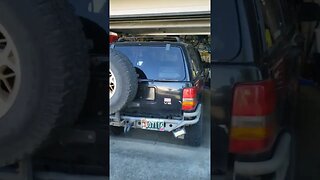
[234,133,291,179]
[109,104,202,132]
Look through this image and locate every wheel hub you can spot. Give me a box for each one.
[109,69,116,99]
[0,24,21,118]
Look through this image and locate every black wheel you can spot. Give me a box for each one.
[109,49,138,114]
[284,94,298,180]
[284,76,299,180]
[284,134,295,180]
[110,126,124,136]
[0,0,89,166]
[184,106,203,147]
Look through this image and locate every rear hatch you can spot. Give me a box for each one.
[114,43,189,118]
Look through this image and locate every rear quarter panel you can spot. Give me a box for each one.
[210,64,264,173]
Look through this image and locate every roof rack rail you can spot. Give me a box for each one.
[117,36,181,42]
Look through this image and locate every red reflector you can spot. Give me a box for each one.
[229,138,270,154]
[232,80,276,116]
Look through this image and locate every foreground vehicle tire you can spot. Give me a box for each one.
[0,0,89,166]
[184,106,203,147]
[109,49,138,114]
[283,135,295,180]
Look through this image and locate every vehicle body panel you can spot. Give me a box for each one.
[124,81,187,118]
[211,0,302,175]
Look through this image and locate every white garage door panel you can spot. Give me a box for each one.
[110,17,210,35]
[110,0,210,35]
[110,0,210,17]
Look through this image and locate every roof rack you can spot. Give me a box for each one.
[117,36,181,42]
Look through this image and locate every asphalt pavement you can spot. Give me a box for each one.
[110,90,211,180]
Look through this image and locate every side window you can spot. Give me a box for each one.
[188,46,201,77]
[195,50,204,70]
[260,0,284,48]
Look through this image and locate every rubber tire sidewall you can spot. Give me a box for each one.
[109,49,138,114]
[285,134,296,180]
[0,1,45,144]
[285,78,300,180]
[110,60,125,112]
[0,0,89,166]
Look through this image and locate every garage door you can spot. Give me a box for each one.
[110,0,210,35]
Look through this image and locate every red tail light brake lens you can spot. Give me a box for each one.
[182,87,197,111]
[183,87,197,99]
[109,32,118,44]
[232,80,276,116]
[229,80,277,154]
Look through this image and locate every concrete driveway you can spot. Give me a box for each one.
[110,90,211,180]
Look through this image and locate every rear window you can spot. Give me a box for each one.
[115,45,186,81]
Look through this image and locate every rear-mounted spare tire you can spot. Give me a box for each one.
[0,0,89,166]
[109,49,138,114]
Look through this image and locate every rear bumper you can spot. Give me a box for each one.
[234,133,291,177]
[109,104,202,132]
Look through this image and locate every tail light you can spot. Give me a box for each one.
[182,87,198,111]
[229,80,277,154]
[109,32,118,44]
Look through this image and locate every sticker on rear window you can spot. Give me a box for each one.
[137,60,143,66]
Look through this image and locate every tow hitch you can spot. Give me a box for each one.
[109,112,134,133]
[123,120,134,133]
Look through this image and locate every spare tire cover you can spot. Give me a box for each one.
[109,49,138,114]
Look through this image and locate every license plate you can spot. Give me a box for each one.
[141,119,165,131]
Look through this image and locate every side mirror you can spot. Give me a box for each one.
[299,2,320,22]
